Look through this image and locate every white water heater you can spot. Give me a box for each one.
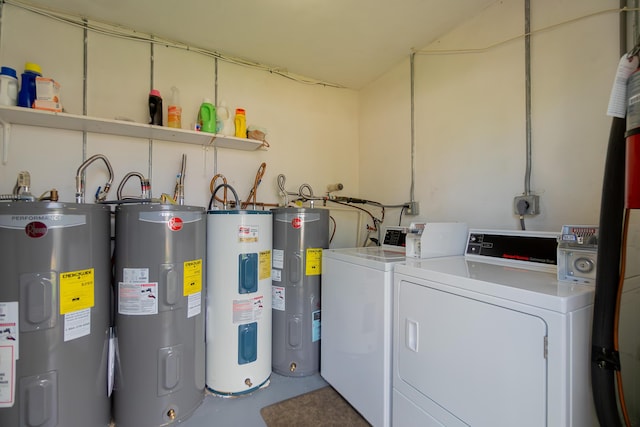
[206,209,272,395]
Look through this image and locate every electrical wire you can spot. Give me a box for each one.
[328,215,337,244]
[413,7,640,56]
[5,0,345,88]
[615,208,632,427]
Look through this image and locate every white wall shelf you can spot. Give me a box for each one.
[0,105,264,163]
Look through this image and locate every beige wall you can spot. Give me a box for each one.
[0,0,624,245]
[0,3,361,246]
[359,0,620,232]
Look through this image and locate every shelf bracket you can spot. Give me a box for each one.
[0,117,10,165]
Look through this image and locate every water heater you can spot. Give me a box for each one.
[0,202,111,427]
[271,207,329,376]
[113,203,206,427]
[206,209,272,395]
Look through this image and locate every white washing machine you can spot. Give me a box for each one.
[321,246,405,427]
[321,223,468,427]
[392,229,598,427]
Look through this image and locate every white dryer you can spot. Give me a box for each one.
[392,229,598,426]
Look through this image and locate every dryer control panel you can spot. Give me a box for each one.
[465,229,559,271]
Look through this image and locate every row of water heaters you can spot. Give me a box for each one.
[0,202,328,427]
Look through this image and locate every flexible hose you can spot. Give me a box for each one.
[208,183,239,211]
[591,116,625,427]
[209,174,228,205]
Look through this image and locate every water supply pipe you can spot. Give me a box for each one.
[117,172,151,201]
[75,154,114,203]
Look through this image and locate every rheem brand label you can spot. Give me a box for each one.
[291,217,302,229]
[25,221,47,238]
[168,217,183,231]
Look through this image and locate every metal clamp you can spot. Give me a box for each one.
[592,345,621,371]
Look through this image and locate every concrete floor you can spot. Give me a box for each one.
[181,373,329,427]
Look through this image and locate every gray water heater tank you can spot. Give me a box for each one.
[271,207,329,376]
[0,202,112,427]
[113,203,206,427]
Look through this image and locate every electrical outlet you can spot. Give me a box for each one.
[513,195,540,216]
[406,201,420,216]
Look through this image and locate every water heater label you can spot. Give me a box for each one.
[0,302,18,360]
[184,259,203,318]
[0,344,15,408]
[187,293,201,318]
[64,308,91,342]
[259,250,271,280]
[59,268,95,314]
[272,249,284,269]
[183,259,203,296]
[119,269,158,315]
[238,225,259,243]
[232,296,264,324]
[305,248,322,276]
[272,286,285,311]
[271,269,282,282]
[312,310,321,342]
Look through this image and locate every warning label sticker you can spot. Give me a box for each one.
[272,286,285,311]
[64,308,91,342]
[183,259,203,296]
[0,344,15,408]
[0,302,18,360]
[305,248,322,276]
[232,296,265,324]
[118,281,158,315]
[187,292,201,318]
[59,268,95,314]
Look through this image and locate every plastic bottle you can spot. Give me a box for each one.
[167,86,182,128]
[17,62,42,108]
[198,98,216,133]
[148,89,163,125]
[234,108,247,138]
[0,66,19,106]
[217,101,234,136]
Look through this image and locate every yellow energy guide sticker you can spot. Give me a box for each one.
[305,248,322,276]
[60,268,95,314]
[259,250,272,280]
[183,259,203,296]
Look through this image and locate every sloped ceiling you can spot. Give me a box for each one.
[15,0,497,89]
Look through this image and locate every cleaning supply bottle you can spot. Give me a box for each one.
[234,108,247,138]
[198,98,216,133]
[148,89,163,125]
[217,101,234,136]
[17,62,42,108]
[167,86,182,128]
[0,66,19,106]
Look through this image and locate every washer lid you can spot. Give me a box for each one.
[323,247,406,269]
[396,256,594,313]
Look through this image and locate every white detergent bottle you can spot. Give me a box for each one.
[217,101,235,136]
[0,66,18,106]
